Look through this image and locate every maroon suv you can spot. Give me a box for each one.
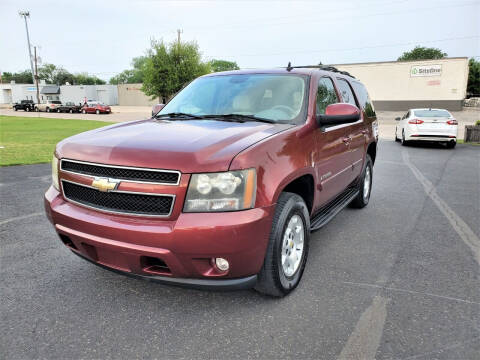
[45,66,378,297]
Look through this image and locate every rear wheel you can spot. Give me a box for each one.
[350,154,373,208]
[255,192,310,297]
[14,107,18,111]
[82,109,86,114]
[26,107,30,112]
[96,109,100,114]
[57,109,61,113]
[46,108,50,113]
[446,141,456,149]
[69,109,73,113]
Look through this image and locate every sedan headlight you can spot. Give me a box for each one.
[184,169,256,212]
[52,155,59,190]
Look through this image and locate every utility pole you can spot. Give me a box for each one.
[177,29,183,44]
[19,11,35,84]
[34,46,40,104]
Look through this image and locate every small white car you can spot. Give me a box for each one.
[395,108,458,148]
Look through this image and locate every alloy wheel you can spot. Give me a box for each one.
[281,215,304,277]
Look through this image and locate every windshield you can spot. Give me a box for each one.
[51,101,62,104]
[159,74,308,123]
[414,109,451,118]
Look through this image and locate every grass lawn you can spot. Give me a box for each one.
[0,116,110,166]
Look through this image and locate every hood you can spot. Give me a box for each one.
[57,119,293,173]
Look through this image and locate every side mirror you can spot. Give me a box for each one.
[395,117,401,121]
[152,103,165,116]
[317,103,361,126]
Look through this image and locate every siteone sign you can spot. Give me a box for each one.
[410,64,442,77]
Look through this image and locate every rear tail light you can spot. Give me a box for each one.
[408,119,424,124]
[447,119,458,125]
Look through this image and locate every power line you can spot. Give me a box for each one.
[210,35,480,58]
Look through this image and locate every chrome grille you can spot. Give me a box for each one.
[61,159,180,185]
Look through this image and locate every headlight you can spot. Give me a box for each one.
[52,155,59,190]
[184,169,256,212]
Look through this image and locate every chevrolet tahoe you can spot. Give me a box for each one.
[45,66,378,297]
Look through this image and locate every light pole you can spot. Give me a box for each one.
[19,10,35,84]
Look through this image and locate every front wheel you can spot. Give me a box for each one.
[82,109,86,114]
[401,130,409,146]
[96,109,100,114]
[255,192,310,297]
[57,109,61,113]
[350,154,373,208]
[26,107,30,112]
[46,108,50,113]
[69,109,73,113]
[446,141,456,149]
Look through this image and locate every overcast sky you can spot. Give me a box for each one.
[1,0,479,81]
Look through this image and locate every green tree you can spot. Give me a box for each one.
[1,70,33,83]
[467,58,480,96]
[38,63,76,85]
[142,39,210,103]
[109,56,148,84]
[208,59,239,72]
[397,46,447,61]
[72,72,106,85]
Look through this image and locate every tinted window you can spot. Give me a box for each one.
[336,78,357,106]
[414,109,451,118]
[316,77,338,114]
[352,81,376,117]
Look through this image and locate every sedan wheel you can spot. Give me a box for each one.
[26,107,30,112]
[96,109,100,114]
[401,130,408,146]
[69,109,73,113]
[46,108,50,113]
[82,109,86,114]
[57,109,61,113]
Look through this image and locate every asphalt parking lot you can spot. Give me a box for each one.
[1,140,479,359]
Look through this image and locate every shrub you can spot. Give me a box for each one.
[476,120,480,126]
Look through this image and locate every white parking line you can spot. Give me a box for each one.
[402,149,480,266]
[338,296,389,360]
[0,212,43,226]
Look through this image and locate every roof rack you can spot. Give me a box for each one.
[285,62,356,78]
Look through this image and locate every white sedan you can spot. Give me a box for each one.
[395,108,458,148]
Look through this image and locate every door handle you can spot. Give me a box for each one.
[342,137,350,144]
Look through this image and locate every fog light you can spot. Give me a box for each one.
[215,258,229,271]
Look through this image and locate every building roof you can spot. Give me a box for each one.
[40,85,60,94]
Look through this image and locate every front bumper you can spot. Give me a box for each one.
[44,186,274,290]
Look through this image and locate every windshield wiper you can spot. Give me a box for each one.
[155,112,203,119]
[201,114,276,124]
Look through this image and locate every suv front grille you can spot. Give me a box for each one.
[62,180,174,216]
[61,159,180,185]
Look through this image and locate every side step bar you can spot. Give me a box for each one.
[310,188,359,231]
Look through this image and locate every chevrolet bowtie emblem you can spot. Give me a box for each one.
[91,177,119,192]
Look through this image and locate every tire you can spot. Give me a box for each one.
[96,109,100,115]
[14,107,18,111]
[446,141,456,149]
[46,108,50,113]
[401,130,408,146]
[254,192,310,297]
[350,154,373,209]
[69,109,73,113]
[57,109,61,113]
[26,107,30,112]
[82,109,86,114]
[394,128,400,142]
[35,107,39,112]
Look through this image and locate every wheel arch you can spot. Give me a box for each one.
[366,141,377,165]
[275,172,315,214]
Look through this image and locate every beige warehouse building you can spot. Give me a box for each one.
[334,57,469,111]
